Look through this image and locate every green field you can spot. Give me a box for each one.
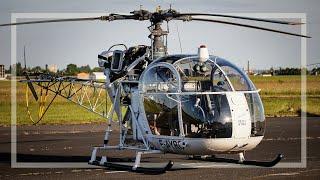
[0,75,319,126]
[0,81,112,126]
[251,75,320,117]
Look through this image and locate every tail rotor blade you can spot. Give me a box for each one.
[25,74,38,101]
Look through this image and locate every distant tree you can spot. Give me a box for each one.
[31,66,42,73]
[66,64,79,75]
[5,66,11,74]
[311,67,320,75]
[44,64,49,73]
[91,67,103,72]
[79,64,91,73]
[11,62,24,76]
[56,69,64,76]
[270,67,274,76]
[274,67,301,75]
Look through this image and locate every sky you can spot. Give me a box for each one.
[0,0,319,70]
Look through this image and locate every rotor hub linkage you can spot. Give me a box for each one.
[100,8,180,23]
[130,8,179,23]
[99,8,181,60]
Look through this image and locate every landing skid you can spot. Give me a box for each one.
[88,146,174,174]
[189,154,284,167]
[90,160,174,174]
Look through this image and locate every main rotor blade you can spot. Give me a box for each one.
[177,13,303,25]
[0,15,136,27]
[0,17,103,27]
[176,17,310,38]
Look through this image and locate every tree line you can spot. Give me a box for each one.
[267,67,319,75]
[6,63,103,76]
[6,63,320,76]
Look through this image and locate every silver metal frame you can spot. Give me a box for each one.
[89,80,163,170]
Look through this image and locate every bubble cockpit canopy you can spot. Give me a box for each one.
[139,54,265,138]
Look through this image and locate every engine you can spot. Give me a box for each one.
[98,44,151,82]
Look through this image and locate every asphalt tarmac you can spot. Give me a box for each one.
[0,117,319,179]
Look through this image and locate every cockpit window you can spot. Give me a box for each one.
[141,65,181,136]
[172,57,233,138]
[174,57,232,92]
[211,66,233,91]
[142,66,178,93]
[215,58,256,91]
[181,94,232,138]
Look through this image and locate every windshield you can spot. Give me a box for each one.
[139,55,265,138]
[214,57,256,91]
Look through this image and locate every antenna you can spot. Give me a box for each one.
[175,23,182,53]
[24,45,27,70]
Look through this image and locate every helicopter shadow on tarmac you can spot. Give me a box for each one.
[0,153,195,175]
[0,153,138,163]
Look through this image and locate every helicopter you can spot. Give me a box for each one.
[1,6,310,174]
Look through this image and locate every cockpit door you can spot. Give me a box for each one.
[227,92,251,139]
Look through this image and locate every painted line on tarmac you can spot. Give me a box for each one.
[104,171,127,174]
[252,168,320,179]
[3,170,127,177]
[177,162,242,168]
[263,136,318,141]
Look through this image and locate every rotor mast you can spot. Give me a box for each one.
[149,21,168,60]
[146,6,169,60]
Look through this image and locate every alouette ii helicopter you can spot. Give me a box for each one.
[1,6,310,173]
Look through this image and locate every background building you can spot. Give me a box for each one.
[48,64,58,73]
[0,64,5,80]
[90,72,105,80]
[77,72,90,80]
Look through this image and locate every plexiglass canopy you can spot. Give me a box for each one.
[139,55,265,138]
